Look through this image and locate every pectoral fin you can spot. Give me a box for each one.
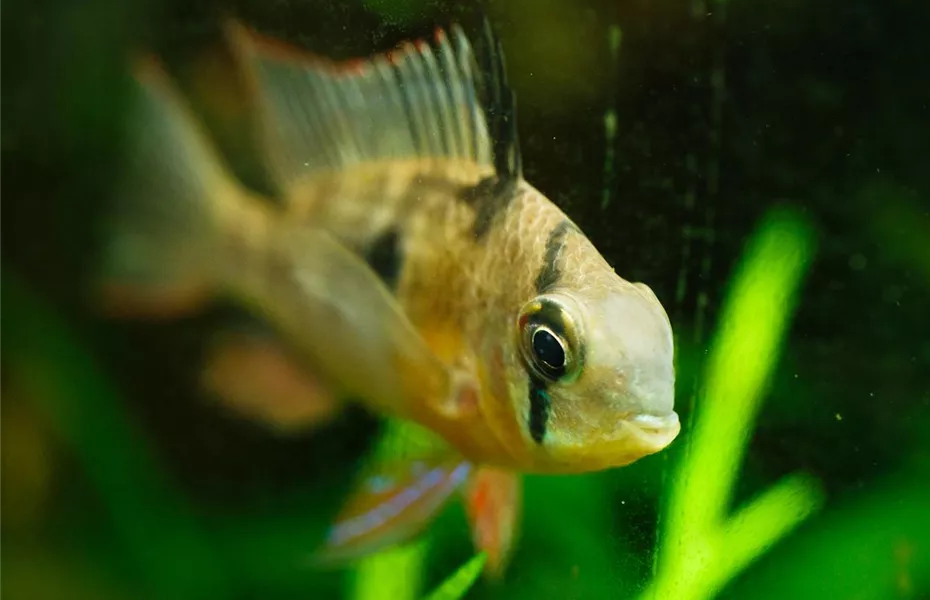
[234,225,471,428]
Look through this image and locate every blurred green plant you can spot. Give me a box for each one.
[859,179,930,287]
[642,208,823,600]
[2,273,232,599]
[349,419,445,600]
[352,540,429,600]
[423,553,488,600]
[724,469,930,599]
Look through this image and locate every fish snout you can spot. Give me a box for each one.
[628,357,676,417]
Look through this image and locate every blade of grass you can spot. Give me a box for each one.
[723,472,930,599]
[642,208,824,600]
[422,553,488,600]
[351,539,429,600]
[2,272,232,599]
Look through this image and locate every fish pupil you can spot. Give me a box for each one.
[532,328,566,377]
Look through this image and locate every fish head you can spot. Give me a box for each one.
[506,277,680,472]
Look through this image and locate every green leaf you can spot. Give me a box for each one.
[644,208,824,600]
[423,553,488,600]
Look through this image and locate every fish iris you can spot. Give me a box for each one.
[532,328,566,378]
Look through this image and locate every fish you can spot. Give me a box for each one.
[97,19,680,577]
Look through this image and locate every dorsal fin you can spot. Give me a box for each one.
[475,18,521,182]
[225,20,521,190]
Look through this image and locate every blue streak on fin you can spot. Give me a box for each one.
[313,455,472,565]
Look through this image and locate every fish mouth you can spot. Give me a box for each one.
[622,411,681,455]
[544,410,681,473]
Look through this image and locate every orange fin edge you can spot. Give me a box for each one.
[463,466,523,579]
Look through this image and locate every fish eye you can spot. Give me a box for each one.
[531,327,566,378]
[517,297,583,383]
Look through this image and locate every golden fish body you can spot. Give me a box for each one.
[243,22,678,473]
[254,156,678,474]
[103,15,678,490]
[99,18,682,576]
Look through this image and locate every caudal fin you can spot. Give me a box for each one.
[97,55,244,318]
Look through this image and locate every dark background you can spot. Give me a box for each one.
[2,0,928,598]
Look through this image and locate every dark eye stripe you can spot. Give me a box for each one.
[534,219,577,293]
[528,375,551,444]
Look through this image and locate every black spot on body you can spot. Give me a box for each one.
[528,375,551,444]
[534,220,576,293]
[461,176,519,239]
[363,228,403,291]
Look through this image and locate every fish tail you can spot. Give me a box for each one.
[97,55,249,318]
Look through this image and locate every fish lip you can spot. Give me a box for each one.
[532,409,681,474]
[623,411,681,451]
[629,411,679,431]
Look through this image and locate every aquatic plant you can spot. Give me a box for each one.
[643,208,822,600]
